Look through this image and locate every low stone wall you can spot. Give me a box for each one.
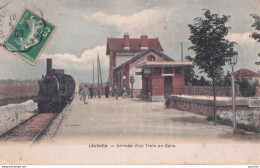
[168,95,260,128]
[169,96,214,116]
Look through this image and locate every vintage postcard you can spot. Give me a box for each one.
[0,0,260,166]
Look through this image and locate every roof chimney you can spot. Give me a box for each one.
[141,33,148,50]
[123,32,129,50]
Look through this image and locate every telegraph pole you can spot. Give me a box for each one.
[93,63,94,87]
[181,42,183,61]
[98,54,103,94]
[97,54,101,98]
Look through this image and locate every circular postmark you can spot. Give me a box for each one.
[0,2,17,44]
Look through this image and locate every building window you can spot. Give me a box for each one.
[144,68,151,74]
[147,55,155,62]
[154,67,161,74]
[164,67,172,74]
[175,67,182,74]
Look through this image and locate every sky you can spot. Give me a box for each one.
[0,0,259,83]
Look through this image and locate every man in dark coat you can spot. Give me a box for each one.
[89,86,94,98]
[105,85,109,98]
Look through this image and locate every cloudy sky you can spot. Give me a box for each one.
[0,0,259,83]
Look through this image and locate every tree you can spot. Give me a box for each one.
[215,76,231,87]
[184,66,196,85]
[236,78,257,97]
[250,14,260,64]
[198,76,208,86]
[250,14,260,42]
[184,66,211,86]
[187,9,236,125]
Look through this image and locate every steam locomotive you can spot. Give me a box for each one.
[33,59,75,113]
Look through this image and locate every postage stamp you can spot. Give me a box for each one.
[4,9,55,65]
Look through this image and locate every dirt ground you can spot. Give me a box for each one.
[1,95,260,165]
[52,95,260,143]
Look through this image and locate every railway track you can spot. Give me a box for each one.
[0,112,58,144]
[0,97,74,144]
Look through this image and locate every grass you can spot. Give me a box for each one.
[206,116,260,133]
[0,97,31,107]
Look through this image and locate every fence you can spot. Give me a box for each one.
[0,84,38,99]
[256,87,260,97]
[185,86,240,97]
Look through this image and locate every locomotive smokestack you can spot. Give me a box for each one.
[46,58,52,75]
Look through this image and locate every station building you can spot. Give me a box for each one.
[106,33,192,101]
[136,61,192,101]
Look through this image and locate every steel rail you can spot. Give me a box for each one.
[0,110,38,140]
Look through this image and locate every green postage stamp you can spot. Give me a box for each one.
[4,9,55,65]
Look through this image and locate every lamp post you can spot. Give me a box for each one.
[130,75,135,98]
[122,75,126,98]
[123,75,126,88]
[226,48,238,132]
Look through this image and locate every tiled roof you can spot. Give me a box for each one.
[106,35,163,54]
[113,49,174,71]
[233,69,260,78]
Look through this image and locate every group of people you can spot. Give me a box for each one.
[106,84,118,99]
[79,83,129,104]
[107,85,128,99]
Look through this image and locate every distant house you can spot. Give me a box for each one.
[227,68,260,83]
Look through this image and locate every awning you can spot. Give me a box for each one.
[135,61,193,69]
[162,74,175,76]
